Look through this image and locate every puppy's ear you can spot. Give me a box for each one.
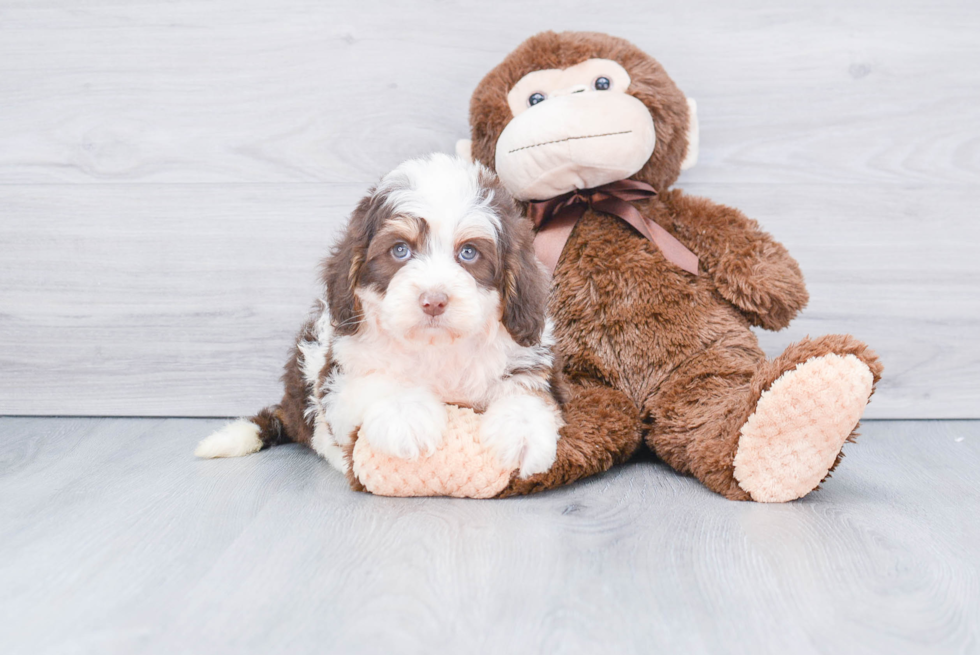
[500,214,550,347]
[323,195,375,335]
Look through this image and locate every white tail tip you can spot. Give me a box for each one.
[195,419,263,458]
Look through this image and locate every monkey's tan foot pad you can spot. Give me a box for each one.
[351,405,516,498]
[733,354,874,503]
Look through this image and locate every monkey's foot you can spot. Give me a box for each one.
[733,354,874,502]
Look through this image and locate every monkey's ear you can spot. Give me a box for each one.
[456,139,473,163]
[680,97,699,171]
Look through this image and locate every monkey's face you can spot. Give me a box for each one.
[495,58,656,201]
[469,31,696,199]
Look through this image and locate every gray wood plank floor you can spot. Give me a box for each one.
[2,417,978,654]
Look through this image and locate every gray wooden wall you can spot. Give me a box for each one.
[1,0,977,418]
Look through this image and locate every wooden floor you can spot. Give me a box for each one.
[1,418,977,654]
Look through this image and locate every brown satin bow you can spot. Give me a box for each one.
[527,179,699,276]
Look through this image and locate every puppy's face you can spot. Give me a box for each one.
[325,154,548,347]
[359,196,500,344]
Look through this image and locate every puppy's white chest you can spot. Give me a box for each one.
[333,332,509,408]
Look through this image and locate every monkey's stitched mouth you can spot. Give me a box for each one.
[507,130,633,154]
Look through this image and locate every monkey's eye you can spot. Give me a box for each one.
[391,242,412,261]
[458,244,479,263]
[528,92,546,107]
[594,77,611,91]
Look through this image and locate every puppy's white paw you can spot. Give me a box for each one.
[361,389,447,460]
[480,394,561,478]
[323,392,362,446]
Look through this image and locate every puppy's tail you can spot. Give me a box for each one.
[194,405,294,459]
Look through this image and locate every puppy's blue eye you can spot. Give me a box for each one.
[594,77,611,90]
[458,245,479,262]
[391,243,412,261]
[528,92,546,107]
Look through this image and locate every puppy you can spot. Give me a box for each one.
[196,154,564,478]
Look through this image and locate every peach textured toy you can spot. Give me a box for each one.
[346,405,516,499]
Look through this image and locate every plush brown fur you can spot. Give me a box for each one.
[471,31,883,500]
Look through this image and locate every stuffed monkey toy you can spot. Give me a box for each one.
[447,30,883,502]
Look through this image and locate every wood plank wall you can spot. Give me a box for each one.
[1,0,977,417]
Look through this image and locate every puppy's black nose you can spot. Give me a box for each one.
[420,291,449,317]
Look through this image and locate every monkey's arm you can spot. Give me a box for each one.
[661,190,809,331]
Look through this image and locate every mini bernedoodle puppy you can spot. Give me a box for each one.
[196,154,564,478]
